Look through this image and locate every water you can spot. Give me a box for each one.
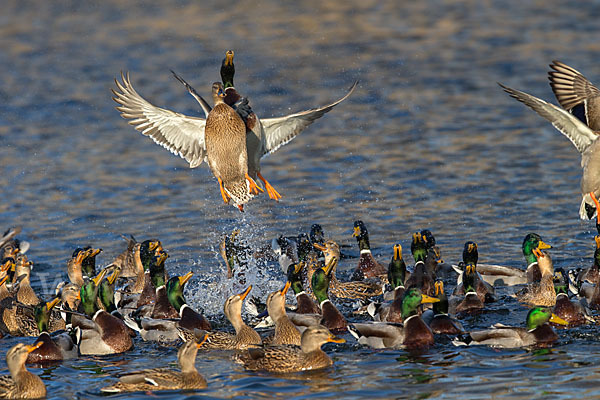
[2,0,600,398]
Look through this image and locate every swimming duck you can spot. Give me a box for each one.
[0,342,45,399]
[73,269,134,355]
[265,281,302,346]
[453,242,496,303]
[313,241,382,299]
[552,269,589,326]
[101,334,208,393]
[405,232,435,296]
[193,285,261,350]
[0,227,29,259]
[287,263,320,314]
[110,235,139,279]
[424,281,464,335]
[366,245,407,323]
[306,257,347,333]
[349,287,440,349]
[13,254,39,306]
[522,233,553,283]
[453,307,568,348]
[26,297,78,363]
[113,59,355,209]
[517,249,556,307]
[500,77,600,221]
[235,324,344,373]
[351,221,386,280]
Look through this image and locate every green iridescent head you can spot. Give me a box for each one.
[410,232,428,263]
[525,307,568,330]
[166,271,193,311]
[388,244,406,289]
[522,233,552,265]
[34,297,60,333]
[433,280,448,314]
[79,268,108,317]
[401,287,439,319]
[287,262,305,295]
[149,251,169,288]
[353,220,371,250]
[220,50,235,89]
[311,257,336,304]
[462,241,478,266]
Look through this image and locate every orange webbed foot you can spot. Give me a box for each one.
[218,178,230,204]
[591,192,600,223]
[245,173,264,195]
[257,172,282,201]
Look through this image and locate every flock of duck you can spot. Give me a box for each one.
[3,51,600,398]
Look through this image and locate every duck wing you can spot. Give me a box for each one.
[112,72,207,168]
[260,81,357,156]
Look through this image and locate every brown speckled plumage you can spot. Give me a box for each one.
[0,343,46,399]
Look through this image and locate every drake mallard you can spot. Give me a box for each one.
[26,297,78,363]
[517,249,556,307]
[101,334,208,393]
[350,221,387,280]
[0,342,45,399]
[72,269,134,355]
[264,281,302,346]
[424,281,464,335]
[194,285,261,350]
[234,324,344,373]
[366,244,407,323]
[500,70,600,222]
[453,306,568,348]
[553,268,589,326]
[349,287,440,349]
[113,56,356,209]
[404,232,435,296]
[287,263,320,314]
[453,242,496,303]
[313,241,382,300]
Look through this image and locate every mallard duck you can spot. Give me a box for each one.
[405,232,435,296]
[517,249,556,307]
[349,287,440,349]
[350,221,386,280]
[500,76,600,221]
[26,297,78,363]
[110,235,138,278]
[313,241,382,300]
[449,287,485,315]
[265,281,302,346]
[0,227,29,259]
[76,247,101,278]
[424,281,464,335]
[366,244,407,323]
[13,255,39,306]
[132,245,169,309]
[235,324,344,373]
[192,285,261,350]
[0,342,45,399]
[73,269,134,355]
[453,307,568,348]
[552,269,589,326]
[571,235,600,292]
[453,242,496,303]
[113,57,356,209]
[292,257,347,333]
[287,263,320,314]
[101,334,208,393]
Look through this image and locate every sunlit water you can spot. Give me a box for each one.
[2,0,600,398]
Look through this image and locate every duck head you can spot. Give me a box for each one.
[526,306,567,331]
[411,232,428,263]
[79,268,108,317]
[462,241,478,266]
[311,257,336,304]
[212,82,226,104]
[352,220,370,250]
[34,297,61,334]
[220,50,235,89]
[166,271,193,311]
[401,287,439,319]
[523,233,552,265]
[388,244,406,289]
[286,262,306,295]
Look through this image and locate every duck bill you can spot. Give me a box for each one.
[196,333,210,348]
[323,257,337,275]
[434,281,444,296]
[538,241,552,250]
[595,235,600,248]
[178,271,194,287]
[239,285,252,301]
[46,297,61,311]
[92,268,109,286]
[280,281,292,296]
[549,313,569,326]
[158,252,169,264]
[294,262,304,274]
[224,50,234,66]
[327,335,345,344]
[394,245,402,261]
[88,248,102,257]
[107,267,121,285]
[26,342,44,353]
[313,243,326,251]
[76,251,87,264]
[421,294,441,304]
[352,226,360,237]
[0,274,8,287]
[0,260,12,272]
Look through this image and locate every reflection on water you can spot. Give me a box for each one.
[2,0,600,398]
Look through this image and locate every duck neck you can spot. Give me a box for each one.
[357,235,371,251]
[227,303,245,333]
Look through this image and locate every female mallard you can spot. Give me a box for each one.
[195,285,261,350]
[73,269,134,355]
[235,324,344,373]
[313,241,382,300]
[112,57,355,209]
[500,71,600,222]
[349,287,440,349]
[13,255,38,306]
[26,297,78,363]
[265,281,302,346]
[101,334,208,393]
[0,342,45,399]
[351,221,386,280]
[424,281,464,335]
[517,249,555,307]
[453,307,568,348]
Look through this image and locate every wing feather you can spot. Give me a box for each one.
[260,81,358,156]
[112,72,207,168]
